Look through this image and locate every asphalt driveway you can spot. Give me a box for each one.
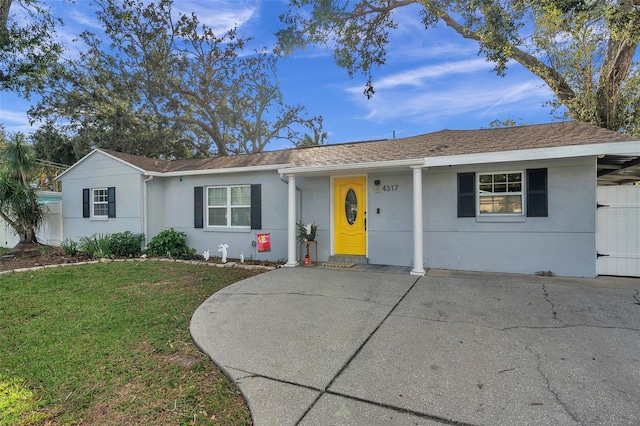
[190,267,640,425]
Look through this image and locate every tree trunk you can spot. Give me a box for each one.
[19,226,39,245]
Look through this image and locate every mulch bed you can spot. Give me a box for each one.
[0,246,282,273]
[0,247,92,272]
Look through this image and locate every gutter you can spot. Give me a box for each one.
[143,175,153,247]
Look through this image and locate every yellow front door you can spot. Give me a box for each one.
[334,176,366,255]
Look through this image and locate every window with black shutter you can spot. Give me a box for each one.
[194,186,204,228]
[457,172,476,217]
[83,187,115,218]
[250,184,262,229]
[527,168,548,217]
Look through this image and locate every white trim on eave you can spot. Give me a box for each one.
[56,149,146,180]
[422,141,640,168]
[278,158,425,175]
[146,163,291,177]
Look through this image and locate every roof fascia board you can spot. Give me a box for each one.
[56,149,146,180]
[424,141,640,168]
[278,158,425,175]
[145,163,291,177]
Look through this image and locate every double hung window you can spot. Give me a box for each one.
[92,188,109,218]
[457,169,547,218]
[83,187,116,218]
[207,185,251,227]
[478,172,523,215]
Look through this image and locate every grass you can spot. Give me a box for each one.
[0,261,265,425]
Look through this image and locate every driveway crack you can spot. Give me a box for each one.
[542,283,563,324]
[295,276,423,425]
[524,346,584,425]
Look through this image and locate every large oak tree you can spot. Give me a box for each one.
[0,0,63,96]
[278,0,640,135]
[33,0,324,158]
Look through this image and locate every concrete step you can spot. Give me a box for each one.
[327,255,368,265]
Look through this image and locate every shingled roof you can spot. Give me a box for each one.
[103,121,637,173]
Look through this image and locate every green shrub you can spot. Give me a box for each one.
[61,238,79,256]
[146,228,194,258]
[78,234,111,258]
[108,231,145,257]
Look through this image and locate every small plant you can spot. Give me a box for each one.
[296,221,318,243]
[146,228,195,258]
[61,238,79,256]
[108,231,145,258]
[78,234,111,258]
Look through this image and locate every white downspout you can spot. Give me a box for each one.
[284,174,299,267]
[411,166,426,276]
[143,175,154,247]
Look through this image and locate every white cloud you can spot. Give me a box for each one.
[66,8,103,32]
[0,109,39,134]
[172,0,260,34]
[352,78,552,124]
[389,42,479,62]
[346,58,492,93]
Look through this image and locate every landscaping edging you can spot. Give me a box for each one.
[0,257,278,275]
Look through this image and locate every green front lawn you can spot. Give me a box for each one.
[0,261,263,425]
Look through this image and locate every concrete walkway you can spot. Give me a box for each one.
[190,267,640,425]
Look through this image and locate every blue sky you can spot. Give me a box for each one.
[1,0,562,150]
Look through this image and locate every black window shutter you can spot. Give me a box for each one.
[107,187,116,218]
[251,184,262,229]
[527,168,548,217]
[457,172,476,217]
[83,188,90,218]
[194,186,204,228]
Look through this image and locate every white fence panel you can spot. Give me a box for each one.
[597,186,640,277]
[0,196,63,248]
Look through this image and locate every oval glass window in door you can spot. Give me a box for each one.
[345,188,357,225]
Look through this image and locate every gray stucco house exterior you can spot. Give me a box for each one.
[57,121,639,277]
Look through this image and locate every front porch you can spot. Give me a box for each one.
[279,164,427,276]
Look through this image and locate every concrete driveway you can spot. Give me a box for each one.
[190,267,640,425]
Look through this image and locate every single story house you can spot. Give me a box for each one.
[57,121,640,277]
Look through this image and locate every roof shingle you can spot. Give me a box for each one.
[103,121,638,173]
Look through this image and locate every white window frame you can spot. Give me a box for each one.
[92,188,109,218]
[206,185,251,228]
[477,171,525,216]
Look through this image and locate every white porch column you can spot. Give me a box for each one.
[284,174,298,267]
[411,166,426,276]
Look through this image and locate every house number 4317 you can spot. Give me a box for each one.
[382,185,398,191]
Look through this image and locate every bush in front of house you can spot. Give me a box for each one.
[108,231,145,258]
[72,231,144,258]
[78,234,112,258]
[146,228,195,259]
